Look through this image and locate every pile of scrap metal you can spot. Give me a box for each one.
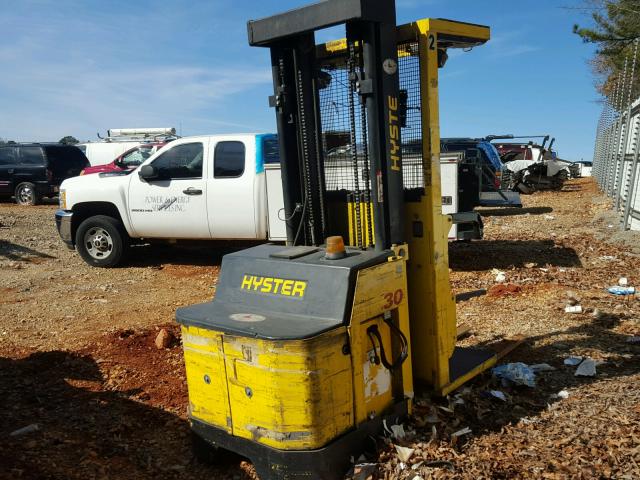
[491,135,580,193]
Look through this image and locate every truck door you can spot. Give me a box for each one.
[206,139,257,239]
[128,140,210,238]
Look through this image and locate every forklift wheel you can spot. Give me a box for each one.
[191,432,219,465]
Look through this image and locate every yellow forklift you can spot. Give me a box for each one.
[177,1,497,478]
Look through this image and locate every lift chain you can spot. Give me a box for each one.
[347,40,363,248]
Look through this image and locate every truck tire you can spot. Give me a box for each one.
[75,215,128,267]
[14,182,39,206]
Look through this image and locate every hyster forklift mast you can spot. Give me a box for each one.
[258,13,495,394]
[176,1,497,479]
[250,0,405,250]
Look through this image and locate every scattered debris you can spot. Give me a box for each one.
[618,277,628,286]
[565,291,581,306]
[9,424,39,437]
[394,445,415,463]
[564,356,583,366]
[493,269,506,283]
[390,424,406,440]
[555,390,570,399]
[489,390,507,401]
[154,328,175,349]
[352,463,377,480]
[564,305,582,313]
[530,363,556,372]
[451,427,472,438]
[544,215,555,220]
[575,358,597,377]
[608,286,635,295]
[492,363,536,387]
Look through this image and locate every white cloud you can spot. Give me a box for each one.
[485,30,540,59]
[0,1,273,142]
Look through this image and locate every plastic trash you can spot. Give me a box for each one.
[490,390,507,401]
[491,268,507,283]
[394,445,415,463]
[564,356,583,366]
[531,363,556,372]
[10,424,39,437]
[556,390,570,399]
[390,424,406,440]
[451,427,472,437]
[492,362,536,387]
[575,358,597,377]
[565,305,582,313]
[618,277,628,286]
[608,286,635,296]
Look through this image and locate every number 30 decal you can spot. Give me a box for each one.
[382,289,404,309]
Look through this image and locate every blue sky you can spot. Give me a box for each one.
[0,0,600,161]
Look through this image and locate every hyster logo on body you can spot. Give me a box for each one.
[388,95,401,172]
[241,275,307,298]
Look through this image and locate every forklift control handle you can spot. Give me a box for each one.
[366,318,408,371]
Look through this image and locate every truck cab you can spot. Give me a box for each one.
[56,133,285,267]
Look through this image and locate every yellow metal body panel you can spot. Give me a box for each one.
[404,27,457,390]
[348,258,413,423]
[222,328,354,449]
[184,325,353,450]
[181,326,232,432]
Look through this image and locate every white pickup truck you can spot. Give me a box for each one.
[56,134,287,267]
[56,133,479,267]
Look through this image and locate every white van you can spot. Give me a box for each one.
[78,127,177,166]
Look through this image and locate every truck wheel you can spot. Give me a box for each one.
[14,182,39,206]
[75,215,128,267]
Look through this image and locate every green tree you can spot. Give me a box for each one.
[573,0,640,104]
[59,135,79,145]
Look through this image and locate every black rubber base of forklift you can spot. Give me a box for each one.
[190,400,408,480]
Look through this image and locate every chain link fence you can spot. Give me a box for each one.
[592,38,640,231]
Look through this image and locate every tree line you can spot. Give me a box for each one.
[0,136,80,145]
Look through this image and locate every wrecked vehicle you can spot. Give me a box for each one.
[492,135,579,193]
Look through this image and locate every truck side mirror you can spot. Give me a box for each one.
[139,164,158,180]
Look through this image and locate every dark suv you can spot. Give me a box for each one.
[0,144,89,205]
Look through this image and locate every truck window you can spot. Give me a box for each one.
[152,142,203,179]
[122,146,153,167]
[0,147,17,166]
[20,146,45,165]
[214,141,245,178]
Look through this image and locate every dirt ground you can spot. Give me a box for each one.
[0,177,639,479]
